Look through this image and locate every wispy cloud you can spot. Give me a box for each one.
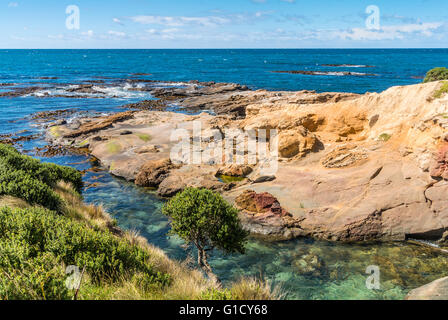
[8,2,18,7]
[113,18,124,26]
[335,22,444,41]
[131,15,230,27]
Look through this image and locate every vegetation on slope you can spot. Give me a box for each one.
[423,67,448,83]
[433,81,448,99]
[0,144,276,300]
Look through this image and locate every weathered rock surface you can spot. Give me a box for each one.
[135,158,174,188]
[216,164,253,177]
[430,142,448,180]
[406,277,448,300]
[47,80,448,242]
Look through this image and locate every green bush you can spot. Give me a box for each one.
[163,188,248,283]
[200,288,233,300]
[0,144,83,192]
[0,164,63,211]
[0,206,170,299]
[423,67,448,83]
[0,144,83,211]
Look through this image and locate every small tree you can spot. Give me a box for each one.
[162,187,248,284]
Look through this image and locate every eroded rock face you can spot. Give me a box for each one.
[235,190,291,217]
[278,127,317,158]
[430,142,448,180]
[46,80,448,243]
[234,190,302,240]
[135,158,173,187]
[216,164,253,177]
[63,111,135,139]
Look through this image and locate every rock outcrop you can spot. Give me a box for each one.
[135,158,174,188]
[47,80,448,242]
[406,277,448,300]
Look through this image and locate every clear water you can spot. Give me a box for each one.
[1,49,448,300]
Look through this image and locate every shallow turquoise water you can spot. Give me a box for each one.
[77,172,448,300]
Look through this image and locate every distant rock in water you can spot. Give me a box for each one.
[271,70,376,76]
[321,64,375,68]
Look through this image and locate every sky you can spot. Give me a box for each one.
[1,0,448,48]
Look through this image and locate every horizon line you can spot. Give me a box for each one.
[1,47,448,50]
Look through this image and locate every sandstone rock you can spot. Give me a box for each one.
[321,145,368,168]
[63,111,135,138]
[135,145,160,154]
[406,277,448,300]
[157,174,187,197]
[216,164,253,177]
[278,126,317,158]
[135,158,173,187]
[429,142,448,180]
[235,190,291,217]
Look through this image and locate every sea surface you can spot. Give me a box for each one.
[1,49,448,300]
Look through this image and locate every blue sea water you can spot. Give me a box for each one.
[1,49,448,300]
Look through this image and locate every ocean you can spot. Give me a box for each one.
[1,49,448,300]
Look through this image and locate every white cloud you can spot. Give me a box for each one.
[336,22,444,41]
[108,30,126,37]
[8,2,18,7]
[131,15,230,27]
[113,18,124,25]
[81,30,94,38]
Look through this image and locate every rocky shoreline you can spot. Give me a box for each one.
[44,79,448,245]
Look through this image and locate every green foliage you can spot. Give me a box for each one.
[200,288,233,300]
[0,144,83,211]
[378,133,392,142]
[0,206,170,299]
[423,67,448,83]
[136,133,152,142]
[0,144,83,192]
[433,81,448,99]
[162,188,248,255]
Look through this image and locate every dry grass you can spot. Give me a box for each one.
[54,181,116,231]
[230,278,284,300]
[0,195,31,209]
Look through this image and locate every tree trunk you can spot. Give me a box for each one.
[197,248,221,287]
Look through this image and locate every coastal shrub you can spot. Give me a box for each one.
[0,164,63,211]
[200,288,233,300]
[0,206,170,299]
[162,187,248,283]
[0,144,83,193]
[433,81,448,99]
[0,144,83,210]
[423,67,448,83]
[0,242,70,300]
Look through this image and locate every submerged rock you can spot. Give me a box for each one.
[406,277,448,300]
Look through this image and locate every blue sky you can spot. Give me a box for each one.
[1,0,448,48]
